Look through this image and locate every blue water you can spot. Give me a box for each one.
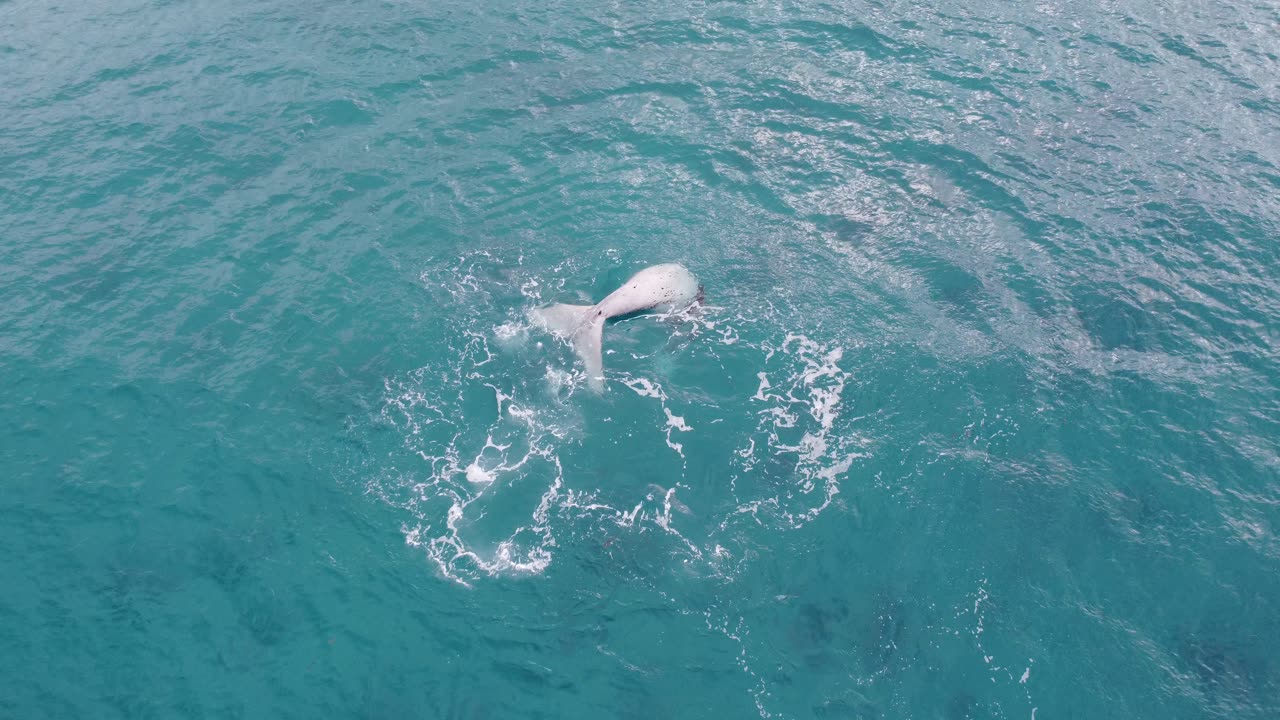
[3,0,1279,717]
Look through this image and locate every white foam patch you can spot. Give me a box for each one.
[378,374,568,587]
[663,407,693,457]
[619,374,695,461]
[492,321,528,347]
[729,333,867,529]
[621,376,667,399]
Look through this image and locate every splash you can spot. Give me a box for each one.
[367,254,869,586]
[379,377,569,587]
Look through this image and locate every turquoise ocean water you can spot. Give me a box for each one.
[3,0,1279,717]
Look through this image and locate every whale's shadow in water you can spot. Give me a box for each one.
[1176,629,1276,716]
[785,588,920,680]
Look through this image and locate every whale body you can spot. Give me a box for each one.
[529,263,701,390]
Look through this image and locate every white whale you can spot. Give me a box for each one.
[529,263,701,390]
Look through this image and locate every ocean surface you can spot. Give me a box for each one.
[2,0,1279,717]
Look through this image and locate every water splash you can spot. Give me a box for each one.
[370,254,870,585]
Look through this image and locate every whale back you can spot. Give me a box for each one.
[595,264,701,319]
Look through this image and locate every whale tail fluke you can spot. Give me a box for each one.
[528,303,591,337]
[572,315,606,391]
[528,303,606,391]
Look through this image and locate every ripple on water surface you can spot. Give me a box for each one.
[1,0,1278,718]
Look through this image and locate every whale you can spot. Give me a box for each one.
[529,263,701,390]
